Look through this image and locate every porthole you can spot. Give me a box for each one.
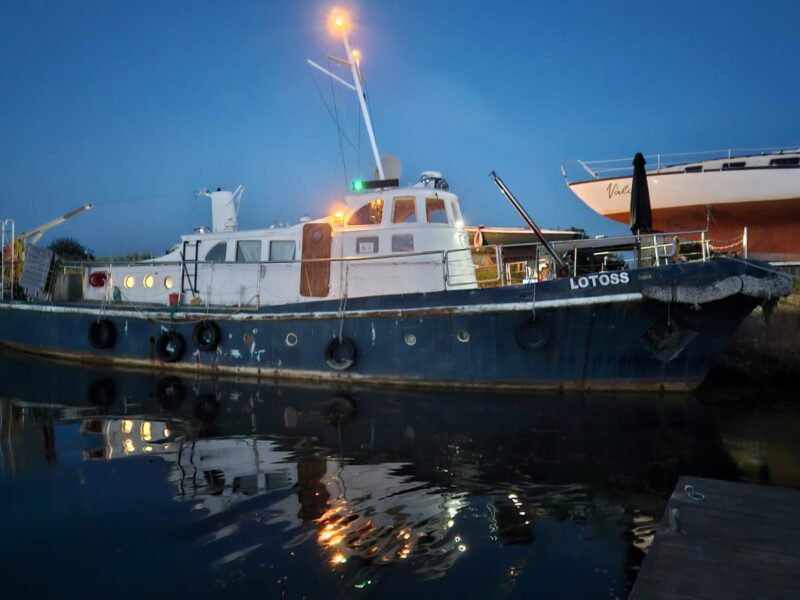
[404,333,417,346]
[123,275,135,289]
[164,276,174,289]
[143,274,154,289]
[457,330,470,343]
[285,332,298,347]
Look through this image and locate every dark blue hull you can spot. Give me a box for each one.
[0,259,777,391]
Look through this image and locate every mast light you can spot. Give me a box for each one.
[329,8,351,35]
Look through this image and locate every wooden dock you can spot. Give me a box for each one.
[629,476,800,600]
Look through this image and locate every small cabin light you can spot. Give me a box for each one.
[455,219,464,229]
[351,179,365,192]
[143,274,154,289]
[164,276,174,289]
[123,275,135,289]
[333,211,345,222]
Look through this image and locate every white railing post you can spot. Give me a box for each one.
[701,231,707,261]
[653,235,660,266]
[743,227,748,259]
[495,245,505,286]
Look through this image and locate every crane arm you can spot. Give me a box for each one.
[17,204,93,246]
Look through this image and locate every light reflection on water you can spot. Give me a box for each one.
[1,352,799,599]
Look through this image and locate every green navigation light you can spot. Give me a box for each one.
[351,179,365,192]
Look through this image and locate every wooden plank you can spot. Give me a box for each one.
[630,476,800,600]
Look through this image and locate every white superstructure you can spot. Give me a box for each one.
[82,176,476,308]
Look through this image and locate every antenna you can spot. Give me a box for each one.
[307,8,385,180]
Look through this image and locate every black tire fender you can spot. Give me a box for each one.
[192,320,221,351]
[156,331,186,363]
[515,315,550,352]
[88,319,116,349]
[324,337,356,371]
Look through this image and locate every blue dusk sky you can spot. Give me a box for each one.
[1,0,799,255]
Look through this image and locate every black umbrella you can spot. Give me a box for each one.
[630,152,653,234]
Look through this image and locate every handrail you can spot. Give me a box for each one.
[576,145,800,166]
[562,146,800,183]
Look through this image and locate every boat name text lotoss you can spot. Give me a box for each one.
[569,272,630,290]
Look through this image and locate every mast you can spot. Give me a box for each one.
[308,9,385,180]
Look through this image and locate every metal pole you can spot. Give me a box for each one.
[490,171,567,272]
[341,32,384,179]
[743,226,748,258]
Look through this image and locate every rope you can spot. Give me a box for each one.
[337,263,350,342]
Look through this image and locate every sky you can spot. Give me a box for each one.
[1,0,799,255]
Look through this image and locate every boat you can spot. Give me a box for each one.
[0,10,792,391]
[563,147,800,261]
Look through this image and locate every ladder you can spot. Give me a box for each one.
[180,240,199,297]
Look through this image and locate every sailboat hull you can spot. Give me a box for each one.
[569,168,800,260]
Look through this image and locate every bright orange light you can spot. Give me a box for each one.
[328,8,351,35]
[351,49,361,63]
[333,210,345,223]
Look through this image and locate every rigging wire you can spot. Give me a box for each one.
[327,57,349,186]
[91,191,194,207]
[306,65,373,168]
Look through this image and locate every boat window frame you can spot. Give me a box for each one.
[392,196,418,224]
[347,198,385,226]
[425,197,449,224]
[450,199,463,224]
[204,241,228,262]
[392,233,415,252]
[268,240,296,262]
[235,240,263,263]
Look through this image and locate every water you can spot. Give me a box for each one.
[1,351,798,599]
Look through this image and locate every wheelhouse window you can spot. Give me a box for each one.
[392,196,417,223]
[236,240,262,262]
[348,198,384,226]
[392,234,414,252]
[450,199,463,224]
[684,165,703,173]
[426,197,448,224]
[268,240,296,261]
[205,241,228,262]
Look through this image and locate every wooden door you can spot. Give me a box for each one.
[300,223,332,297]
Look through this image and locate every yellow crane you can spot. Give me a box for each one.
[2,204,92,285]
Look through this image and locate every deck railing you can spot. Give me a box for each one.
[4,227,749,307]
[562,145,800,182]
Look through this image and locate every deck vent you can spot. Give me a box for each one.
[721,161,746,170]
[769,157,800,167]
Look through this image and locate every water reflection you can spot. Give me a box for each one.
[1,350,799,598]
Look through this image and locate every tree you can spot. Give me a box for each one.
[48,237,95,261]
